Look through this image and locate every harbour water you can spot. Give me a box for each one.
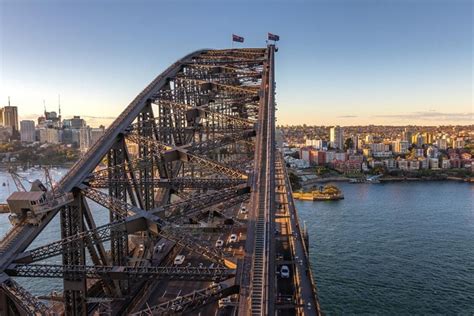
[297,182,474,314]
[1,171,473,313]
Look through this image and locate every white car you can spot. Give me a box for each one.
[218,297,231,308]
[155,243,165,253]
[229,234,238,243]
[138,244,145,252]
[215,239,224,247]
[174,255,185,265]
[280,265,290,278]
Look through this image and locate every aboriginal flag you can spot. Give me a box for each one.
[268,33,280,41]
[232,34,244,43]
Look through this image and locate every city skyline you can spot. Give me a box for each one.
[1,0,472,126]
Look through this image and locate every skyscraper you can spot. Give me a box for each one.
[20,120,35,142]
[1,106,19,131]
[330,125,344,150]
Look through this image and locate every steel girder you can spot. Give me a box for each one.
[126,133,249,179]
[6,265,234,282]
[152,99,255,127]
[157,186,250,219]
[59,192,87,315]
[89,177,247,190]
[0,277,48,315]
[16,186,245,268]
[131,283,239,315]
[81,185,249,222]
[14,217,145,264]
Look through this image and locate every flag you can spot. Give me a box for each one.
[268,33,280,41]
[232,34,244,43]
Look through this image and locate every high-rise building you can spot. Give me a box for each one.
[1,106,19,131]
[393,140,409,154]
[39,128,62,144]
[454,138,465,149]
[412,133,424,147]
[351,135,359,150]
[79,126,91,152]
[330,126,344,150]
[20,120,35,142]
[402,129,412,143]
[90,126,106,147]
[63,116,86,129]
[423,132,434,145]
[435,138,448,150]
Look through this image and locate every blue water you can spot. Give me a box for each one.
[296,182,474,315]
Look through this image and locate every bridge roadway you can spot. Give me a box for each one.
[274,153,322,315]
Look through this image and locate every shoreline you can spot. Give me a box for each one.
[0,163,75,171]
[302,176,472,185]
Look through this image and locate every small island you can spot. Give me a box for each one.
[293,184,344,201]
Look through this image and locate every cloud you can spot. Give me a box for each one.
[372,111,473,122]
[337,115,358,118]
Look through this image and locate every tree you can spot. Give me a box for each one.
[288,172,301,190]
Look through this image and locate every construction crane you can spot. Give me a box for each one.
[8,168,28,192]
[43,167,56,197]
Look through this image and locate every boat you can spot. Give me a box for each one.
[293,184,344,201]
[349,175,381,184]
[349,178,366,183]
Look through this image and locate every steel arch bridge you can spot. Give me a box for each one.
[0,45,321,315]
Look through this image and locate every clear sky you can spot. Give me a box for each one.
[1,0,472,126]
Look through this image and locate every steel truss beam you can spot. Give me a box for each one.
[0,277,49,315]
[131,283,239,315]
[14,217,145,264]
[89,177,247,190]
[60,192,87,314]
[6,265,234,282]
[126,126,256,159]
[16,186,244,268]
[126,133,248,179]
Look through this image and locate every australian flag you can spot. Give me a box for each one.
[268,32,280,41]
[232,34,244,43]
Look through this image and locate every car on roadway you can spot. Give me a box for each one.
[215,239,224,247]
[228,234,238,243]
[218,297,231,308]
[154,243,165,253]
[138,244,145,252]
[280,265,290,278]
[174,255,185,265]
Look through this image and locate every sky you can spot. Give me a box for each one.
[0,0,472,126]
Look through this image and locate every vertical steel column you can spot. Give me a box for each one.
[138,103,155,210]
[61,191,86,315]
[107,137,129,294]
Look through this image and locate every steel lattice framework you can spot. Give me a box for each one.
[0,46,321,315]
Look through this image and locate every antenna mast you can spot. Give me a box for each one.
[58,94,61,117]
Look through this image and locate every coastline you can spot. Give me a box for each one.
[0,162,75,171]
[302,176,472,185]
